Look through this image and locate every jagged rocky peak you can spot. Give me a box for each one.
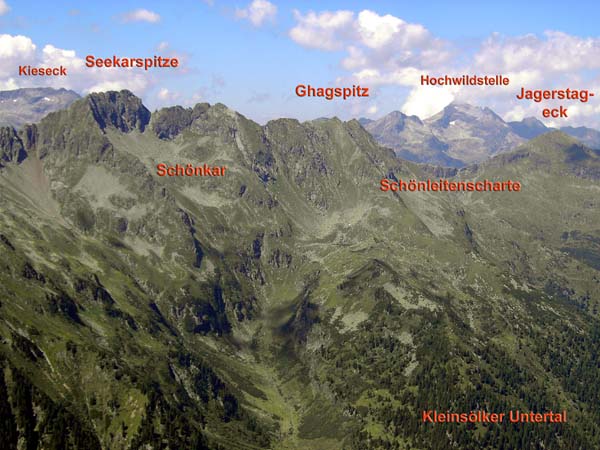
[376,111,424,132]
[389,110,422,122]
[560,125,600,149]
[0,127,27,168]
[427,101,505,127]
[265,117,301,129]
[379,111,409,131]
[182,101,258,138]
[0,126,26,165]
[479,130,600,180]
[508,116,551,139]
[86,90,151,133]
[364,101,526,166]
[151,102,210,139]
[522,116,546,127]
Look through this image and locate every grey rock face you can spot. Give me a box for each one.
[0,87,80,128]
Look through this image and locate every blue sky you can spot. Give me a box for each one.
[2,0,600,126]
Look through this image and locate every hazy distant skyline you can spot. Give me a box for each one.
[2,0,600,126]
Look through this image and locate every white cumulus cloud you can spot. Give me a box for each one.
[355,10,429,50]
[289,9,354,50]
[0,34,36,60]
[461,32,600,124]
[474,32,600,74]
[157,87,181,102]
[290,9,443,57]
[0,33,181,98]
[0,0,10,15]
[120,9,161,23]
[402,85,457,119]
[290,8,449,87]
[288,8,600,126]
[235,0,277,27]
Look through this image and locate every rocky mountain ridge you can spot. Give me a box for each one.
[0,90,599,449]
[363,102,600,167]
[0,87,80,128]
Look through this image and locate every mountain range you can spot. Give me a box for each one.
[363,102,600,166]
[0,87,80,129]
[0,90,599,449]
[3,87,600,169]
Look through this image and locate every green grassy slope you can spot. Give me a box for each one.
[0,91,599,449]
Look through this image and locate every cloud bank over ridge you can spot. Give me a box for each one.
[289,8,600,125]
